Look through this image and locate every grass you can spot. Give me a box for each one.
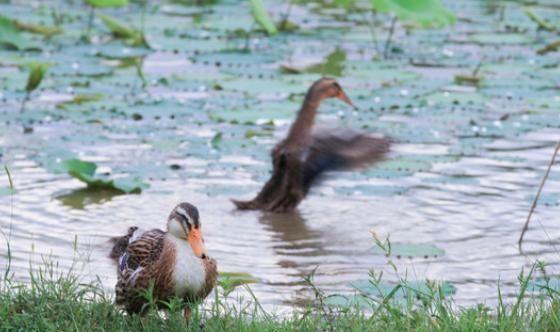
[1,168,559,331]
[1,261,560,331]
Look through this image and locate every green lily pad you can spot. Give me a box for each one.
[209,100,299,124]
[528,277,560,293]
[325,294,375,308]
[0,15,34,50]
[423,91,488,106]
[467,33,533,45]
[0,187,15,196]
[62,159,149,194]
[351,279,456,298]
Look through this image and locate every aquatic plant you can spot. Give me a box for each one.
[62,159,149,194]
[370,0,455,58]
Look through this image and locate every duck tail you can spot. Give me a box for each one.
[231,199,259,210]
[108,226,138,263]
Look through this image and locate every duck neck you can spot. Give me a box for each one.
[286,90,322,144]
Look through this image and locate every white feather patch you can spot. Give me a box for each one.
[175,207,188,218]
[167,235,205,297]
[129,228,146,243]
[129,267,144,286]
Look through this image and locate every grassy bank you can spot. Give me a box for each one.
[1,264,560,331]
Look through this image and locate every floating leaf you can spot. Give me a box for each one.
[537,39,560,55]
[58,94,104,109]
[0,187,14,196]
[467,33,532,45]
[13,19,62,37]
[372,242,445,258]
[528,278,560,293]
[62,159,148,194]
[86,0,128,8]
[370,0,456,28]
[0,15,29,50]
[351,280,456,298]
[209,100,299,125]
[249,0,278,36]
[325,294,374,308]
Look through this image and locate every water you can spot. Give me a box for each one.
[1,126,559,309]
[1,0,560,311]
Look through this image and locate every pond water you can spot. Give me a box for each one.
[1,0,560,310]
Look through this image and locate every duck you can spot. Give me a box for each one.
[109,202,217,317]
[232,77,390,213]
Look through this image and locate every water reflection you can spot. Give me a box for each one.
[55,188,124,210]
[258,211,328,302]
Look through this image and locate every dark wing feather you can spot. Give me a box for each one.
[302,129,390,191]
[113,228,166,312]
[124,229,166,270]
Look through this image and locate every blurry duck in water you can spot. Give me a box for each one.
[232,77,390,213]
[109,202,217,317]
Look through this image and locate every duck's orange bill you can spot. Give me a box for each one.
[188,228,208,258]
[337,90,357,110]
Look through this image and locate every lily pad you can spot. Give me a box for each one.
[0,187,14,196]
[0,15,33,50]
[62,159,149,194]
[467,33,533,45]
[209,100,299,124]
[325,294,375,308]
[351,279,456,298]
[528,277,560,293]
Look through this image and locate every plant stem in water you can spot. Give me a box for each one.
[19,92,29,113]
[518,140,560,249]
[86,6,94,38]
[384,16,398,59]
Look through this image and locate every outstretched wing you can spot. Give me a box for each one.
[302,129,390,191]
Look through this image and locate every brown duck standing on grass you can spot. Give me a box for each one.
[232,77,390,213]
[109,202,217,317]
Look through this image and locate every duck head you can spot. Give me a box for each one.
[308,77,356,109]
[167,202,208,259]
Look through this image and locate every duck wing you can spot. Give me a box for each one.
[112,228,166,312]
[302,129,390,191]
